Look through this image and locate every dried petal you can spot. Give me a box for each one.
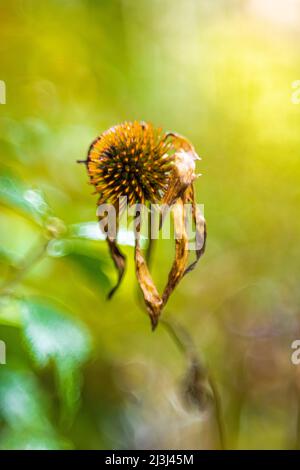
[184,185,207,275]
[106,238,126,300]
[98,200,126,299]
[162,196,189,306]
[161,132,199,213]
[135,231,163,330]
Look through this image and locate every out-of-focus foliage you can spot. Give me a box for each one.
[1,0,300,450]
[21,299,92,419]
[0,368,72,449]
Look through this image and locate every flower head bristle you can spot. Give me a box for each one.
[87,121,174,205]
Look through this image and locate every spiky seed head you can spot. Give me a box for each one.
[87,121,174,205]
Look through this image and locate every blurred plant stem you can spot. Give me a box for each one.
[207,372,226,450]
[161,318,226,450]
[0,239,49,296]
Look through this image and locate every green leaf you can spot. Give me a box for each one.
[20,299,92,421]
[47,238,112,292]
[0,246,18,267]
[0,369,52,430]
[0,368,71,450]
[0,174,50,225]
[68,252,111,291]
[0,247,19,297]
[0,430,70,450]
[0,139,18,163]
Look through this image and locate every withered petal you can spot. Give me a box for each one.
[135,230,163,330]
[106,238,126,300]
[98,199,126,299]
[184,185,207,275]
[162,197,189,307]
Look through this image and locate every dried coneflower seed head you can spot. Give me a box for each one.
[80,122,206,330]
[87,121,174,205]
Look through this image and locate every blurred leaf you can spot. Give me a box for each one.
[0,297,22,327]
[20,299,92,421]
[0,139,18,164]
[0,247,18,267]
[0,369,51,430]
[47,238,112,292]
[0,247,18,288]
[0,430,70,451]
[0,174,50,225]
[68,252,111,292]
[0,369,70,450]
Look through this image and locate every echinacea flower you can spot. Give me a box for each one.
[79,121,206,329]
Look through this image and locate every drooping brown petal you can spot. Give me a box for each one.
[164,131,196,153]
[161,134,199,222]
[162,196,189,307]
[134,219,163,330]
[161,174,186,210]
[98,199,126,299]
[106,238,126,300]
[183,185,207,275]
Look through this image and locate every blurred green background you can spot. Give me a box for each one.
[1,0,300,450]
